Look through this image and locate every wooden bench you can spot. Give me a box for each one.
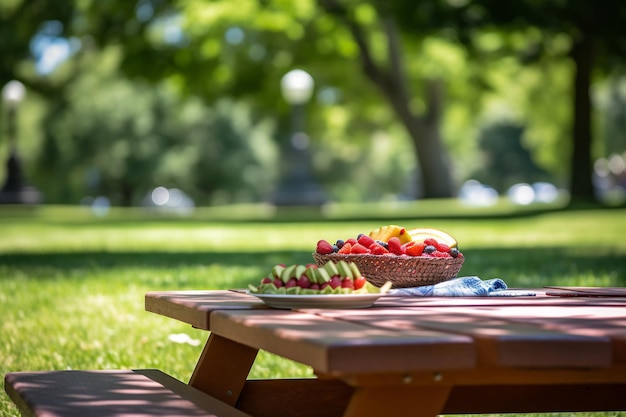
[4,369,251,417]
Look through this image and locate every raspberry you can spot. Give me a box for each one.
[369,242,389,255]
[423,238,439,247]
[433,250,452,258]
[316,239,334,255]
[338,242,352,254]
[345,238,358,246]
[350,243,370,254]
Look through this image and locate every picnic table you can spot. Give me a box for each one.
[145,288,626,417]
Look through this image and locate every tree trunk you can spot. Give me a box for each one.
[321,0,454,199]
[385,79,454,198]
[569,33,596,203]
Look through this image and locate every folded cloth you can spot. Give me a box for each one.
[388,276,535,297]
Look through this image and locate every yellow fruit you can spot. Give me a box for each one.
[407,228,458,248]
[368,225,412,244]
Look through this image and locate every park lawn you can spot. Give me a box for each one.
[1,205,625,417]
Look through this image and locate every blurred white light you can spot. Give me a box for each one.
[508,183,535,205]
[281,69,314,105]
[151,186,169,206]
[594,158,609,177]
[608,153,625,175]
[291,132,310,150]
[2,80,26,106]
[167,188,184,207]
[458,179,498,207]
[532,182,559,203]
[91,196,111,217]
[225,26,244,45]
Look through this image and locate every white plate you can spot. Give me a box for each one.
[249,292,384,309]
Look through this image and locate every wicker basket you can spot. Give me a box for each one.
[312,252,464,288]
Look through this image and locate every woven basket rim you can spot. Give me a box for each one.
[312,252,464,288]
[312,252,464,263]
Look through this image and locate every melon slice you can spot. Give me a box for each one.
[407,228,458,248]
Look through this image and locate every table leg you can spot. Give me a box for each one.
[343,385,451,417]
[189,333,259,406]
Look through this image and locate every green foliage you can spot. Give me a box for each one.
[3,0,626,204]
[470,122,549,192]
[34,47,279,206]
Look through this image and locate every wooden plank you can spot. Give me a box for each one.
[544,286,626,296]
[343,385,451,417]
[468,304,626,364]
[189,333,259,406]
[209,309,475,374]
[444,383,626,413]
[376,293,626,308]
[145,290,265,330]
[313,306,613,368]
[237,379,353,417]
[4,369,252,417]
[340,365,626,387]
[407,304,626,365]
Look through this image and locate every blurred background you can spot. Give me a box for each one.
[1,0,625,211]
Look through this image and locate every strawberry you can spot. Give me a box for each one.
[387,237,404,255]
[405,241,426,257]
[285,278,298,288]
[354,277,367,290]
[272,278,283,287]
[350,243,370,254]
[369,242,389,255]
[316,239,334,254]
[261,277,272,284]
[436,243,451,253]
[338,242,352,254]
[357,234,375,247]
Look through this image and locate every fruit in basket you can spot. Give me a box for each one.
[248,261,391,295]
[408,228,458,248]
[368,225,411,244]
[314,226,462,258]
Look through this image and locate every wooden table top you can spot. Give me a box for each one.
[145,289,626,379]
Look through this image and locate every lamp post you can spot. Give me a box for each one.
[1,80,42,205]
[272,69,326,206]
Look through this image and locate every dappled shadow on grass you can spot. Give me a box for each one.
[1,247,624,288]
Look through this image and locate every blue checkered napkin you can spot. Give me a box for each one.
[388,276,535,297]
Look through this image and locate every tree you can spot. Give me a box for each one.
[317,0,454,198]
[390,0,626,203]
[5,0,624,203]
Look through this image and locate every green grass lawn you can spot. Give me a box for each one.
[1,204,625,417]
